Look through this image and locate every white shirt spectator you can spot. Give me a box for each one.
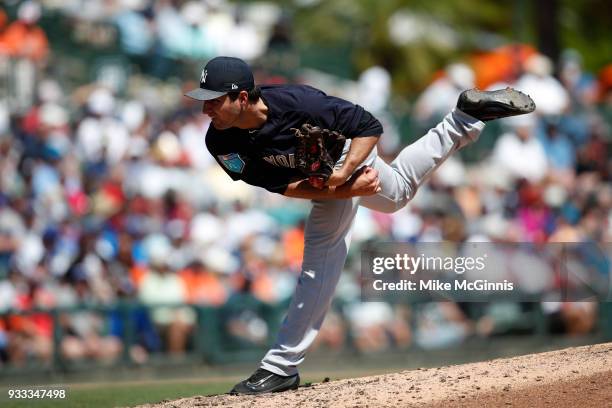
[0,280,17,312]
[15,231,44,277]
[0,206,26,240]
[491,115,548,183]
[190,212,225,247]
[77,89,130,164]
[77,116,130,164]
[222,18,264,61]
[515,54,569,116]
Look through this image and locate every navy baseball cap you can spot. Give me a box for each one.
[185,56,255,101]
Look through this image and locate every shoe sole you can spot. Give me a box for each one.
[462,87,536,116]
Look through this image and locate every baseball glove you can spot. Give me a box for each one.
[292,124,346,188]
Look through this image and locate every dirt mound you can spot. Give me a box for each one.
[138,342,612,408]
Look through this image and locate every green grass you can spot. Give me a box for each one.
[0,380,235,408]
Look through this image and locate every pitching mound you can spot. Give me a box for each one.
[138,342,612,407]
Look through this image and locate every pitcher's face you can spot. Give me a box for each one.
[202,95,243,130]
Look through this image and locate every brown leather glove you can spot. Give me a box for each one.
[292,124,346,187]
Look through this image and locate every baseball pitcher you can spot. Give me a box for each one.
[185,56,535,394]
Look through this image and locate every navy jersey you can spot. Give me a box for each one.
[205,84,383,194]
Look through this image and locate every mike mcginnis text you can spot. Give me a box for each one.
[372,279,514,291]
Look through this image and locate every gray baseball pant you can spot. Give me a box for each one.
[260,109,485,376]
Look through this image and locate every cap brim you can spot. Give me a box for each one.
[184,88,228,101]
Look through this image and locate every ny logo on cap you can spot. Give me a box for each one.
[231,84,238,90]
[200,69,208,84]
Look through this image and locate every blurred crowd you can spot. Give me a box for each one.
[1,0,611,369]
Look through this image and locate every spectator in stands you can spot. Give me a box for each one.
[491,114,548,183]
[414,63,475,130]
[59,307,123,363]
[109,277,161,364]
[515,181,553,242]
[536,117,576,184]
[516,54,569,117]
[344,301,411,353]
[49,260,123,364]
[3,269,54,366]
[0,1,49,63]
[113,0,157,74]
[0,318,7,365]
[76,87,130,169]
[0,1,49,112]
[559,49,599,112]
[413,302,472,349]
[178,257,228,306]
[234,236,277,304]
[0,199,20,275]
[154,0,202,61]
[138,250,194,354]
[0,0,611,366]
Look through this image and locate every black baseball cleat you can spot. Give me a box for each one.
[456,87,536,121]
[229,368,300,395]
